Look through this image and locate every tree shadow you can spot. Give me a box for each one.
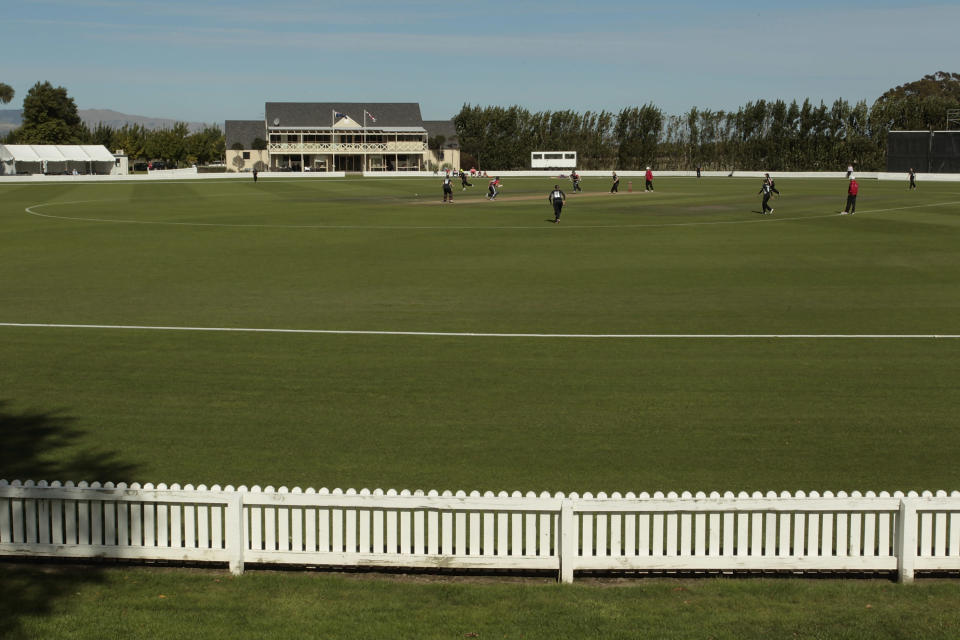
[0,400,139,637]
[0,401,137,482]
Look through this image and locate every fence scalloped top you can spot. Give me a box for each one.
[2,479,957,498]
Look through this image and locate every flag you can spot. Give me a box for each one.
[364,110,376,123]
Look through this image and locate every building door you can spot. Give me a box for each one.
[334,156,363,172]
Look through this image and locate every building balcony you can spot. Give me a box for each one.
[268,141,428,154]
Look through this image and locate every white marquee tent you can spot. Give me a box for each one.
[0,144,119,176]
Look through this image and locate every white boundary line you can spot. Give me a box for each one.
[20,187,960,230]
[24,201,841,230]
[1,323,957,339]
[17,198,873,230]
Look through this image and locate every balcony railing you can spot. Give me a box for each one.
[268,142,427,153]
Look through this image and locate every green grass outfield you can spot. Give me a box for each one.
[3,175,960,638]
[2,175,960,491]
[3,564,960,640]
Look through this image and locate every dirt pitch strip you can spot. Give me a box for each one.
[418,189,664,205]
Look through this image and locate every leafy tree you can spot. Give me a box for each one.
[231,142,244,151]
[186,125,225,165]
[16,81,88,144]
[0,82,14,105]
[454,72,959,173]
[144,122,189,167]
[113,124,147,161]
[232,154,245,171]
[876,71,960,104]
[615,104,663,170]
[868,72,960,163]
[90,122,115,149]
[210,128,226,161]
[251,137,267,151]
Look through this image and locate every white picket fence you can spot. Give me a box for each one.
[2,480,960,582]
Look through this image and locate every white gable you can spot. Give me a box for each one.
[333,115,361,129]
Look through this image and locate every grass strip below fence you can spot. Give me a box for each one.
[2,563,960,640]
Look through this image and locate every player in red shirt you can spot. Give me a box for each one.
[644,167,654,191]
[487,176,502,200]
[841,176,858,215]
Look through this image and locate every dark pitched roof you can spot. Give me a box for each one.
[265,103,424,128]
[225,120,266,148]
[423,120,458,147]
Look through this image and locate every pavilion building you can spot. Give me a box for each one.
[226,102,458,173]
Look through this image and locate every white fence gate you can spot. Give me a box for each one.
[2,480,960,582]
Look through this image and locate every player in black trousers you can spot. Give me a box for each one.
[442,175,454,203]
[841,176,858,215]
[548,184,566,223]
[460,171,473,190]
[758,176,774,215]
[909,168,917,190]
[610,172,620,193]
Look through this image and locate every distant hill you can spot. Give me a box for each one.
[0,109,217,134]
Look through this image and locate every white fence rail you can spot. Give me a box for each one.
[2,480,959,582]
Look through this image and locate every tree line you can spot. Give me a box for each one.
[1,81,225,167]
[455,72,960,171]
[5,73,958,172]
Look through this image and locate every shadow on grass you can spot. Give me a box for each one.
[0,400,139,638]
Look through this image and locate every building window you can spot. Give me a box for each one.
[242,152,251,160]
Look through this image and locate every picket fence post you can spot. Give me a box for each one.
[897,496,917,583]
[227,492,245,575]
[559,498,576,583]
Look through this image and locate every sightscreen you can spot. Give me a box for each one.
[930,131,960,173]
[887,131,960,173]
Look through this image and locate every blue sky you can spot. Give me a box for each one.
[2,0,956,124]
